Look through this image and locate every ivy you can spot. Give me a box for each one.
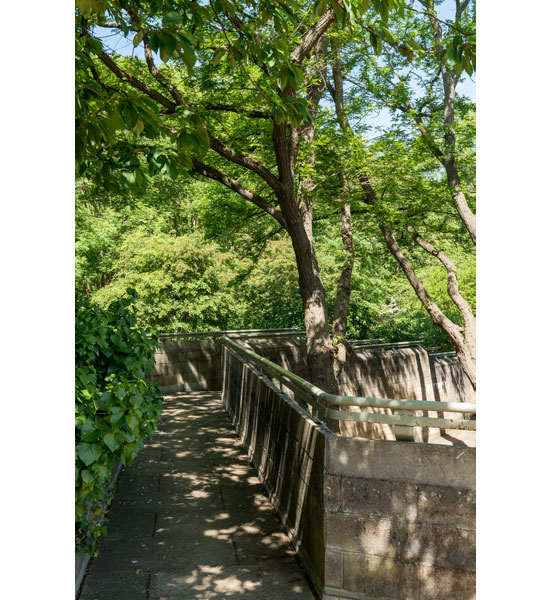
[75,290,163,556]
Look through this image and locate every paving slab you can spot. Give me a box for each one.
[78,391,315,600]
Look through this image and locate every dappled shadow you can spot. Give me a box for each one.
[222,354,327,590]
[78,391,315,600]
[326,438,476,599]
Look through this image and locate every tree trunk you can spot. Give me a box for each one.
[422,0,476,244]
[277,186,339,396]
[328,45,356,378]
[332,201,355,378]
[273,36,341,402]
[382,225,476,389]
[409,228,476,367]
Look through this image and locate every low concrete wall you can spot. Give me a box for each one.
[147,336,307,392]
[324,436,476,599]
[246,341,474,442]
[222,346,330,594]
[148,339,222,391]
[337,347,475,441]
[222,347,476,600]
[149,337,474,442]
[429,355,475,404]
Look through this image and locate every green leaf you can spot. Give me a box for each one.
[81,469,94,485]
[407,40,422,52]
[192,127,210,149]
[121,105,139,129]
[160,47,171,63]
[126,412,139,430]
[80,419,101,442]
[109,409,125,427]
[103,432,122,452]
[133,30,145,47]
[212,49,225,66]
[121,442,140,465]
[149,33,160,54]
[160,32,177,56]
[163,11,182,26]
[77,443,102,467]
[179,39,196,70]
[78,0,94,18]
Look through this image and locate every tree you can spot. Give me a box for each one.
[322,0,476,386]
[76,0,409,396]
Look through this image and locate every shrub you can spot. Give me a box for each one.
[75,290,163,555]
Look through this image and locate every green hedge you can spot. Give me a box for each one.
[75,290,163,555]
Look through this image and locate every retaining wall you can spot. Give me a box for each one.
[245,340,474,442]
[222,347,328,592]
[148,337,474,443]
[148,339,222,391]
[222,347,476,599]
[323,436,475,599]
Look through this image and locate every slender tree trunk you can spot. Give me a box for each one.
[332,200,355,378]
[422,0,476,244]
[409,228,476,366]
[382,225,476,389]
[278,187,339,395]
[328,45,356,376]
[329,44,476,389]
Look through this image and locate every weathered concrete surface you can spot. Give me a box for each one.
[245,340,475,446]
[148,338,475,448]
[324,436,476,600]
[148,340,222,392]
[78,392,315,600]
[222,350,476,600]
[222,350,332,598]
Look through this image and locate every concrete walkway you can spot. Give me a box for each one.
[78,391,316,600]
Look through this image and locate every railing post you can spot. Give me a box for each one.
[394,409,415,441]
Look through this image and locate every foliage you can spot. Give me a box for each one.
[75,290,163,555]
[75,0,475,378]
[76,188,474,350]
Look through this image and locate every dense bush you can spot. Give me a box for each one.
[75,290,163,555]
[76,195,475,352]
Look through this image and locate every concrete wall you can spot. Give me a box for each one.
[148,337,474,443]
[222,347,476,600]
[222,346,330,594]
[148,339,222,391]
[245,341,474,442]
[147,337,307,393]
[429,355,475,404]
[323,436,476,600]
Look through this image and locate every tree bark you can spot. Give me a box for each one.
[326,45,356,378]
[332,200,355,378]
[329,40,476,389]
[382,225,476,389]
[275,36,340,398]
[422,0,476,244]
[409,228,476,367]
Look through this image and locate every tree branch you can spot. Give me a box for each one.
[197,103,271,118]
[408,227,475,360]
[96,47,177,111]
[207,133,282,194]
[191,159,287,231]
[142,35,187,106]
[290,9,336,64]
[382,224,475,387]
